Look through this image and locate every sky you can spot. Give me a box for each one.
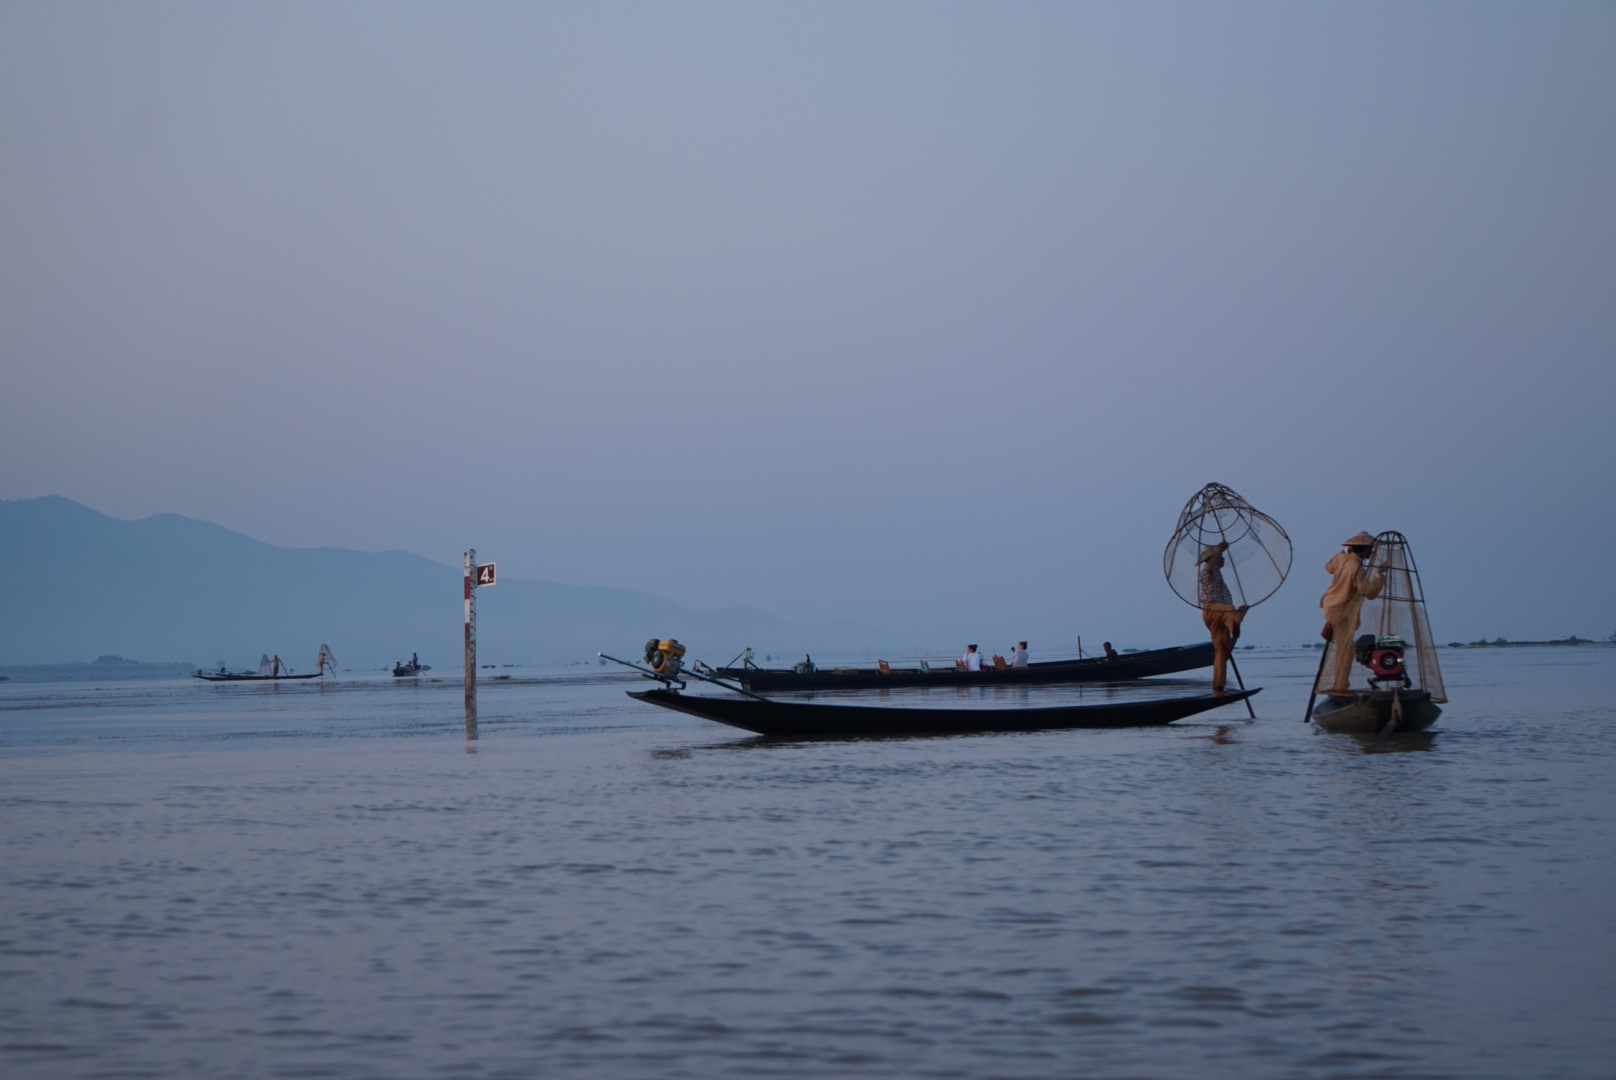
[3,1,1614,651]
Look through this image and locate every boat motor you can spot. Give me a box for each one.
[1355,633,1410,687]
[644,638,686,678]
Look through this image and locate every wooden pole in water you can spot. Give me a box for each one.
[464,549,476,713]
[1227,655,1257,719]
[1303,642,1329,723]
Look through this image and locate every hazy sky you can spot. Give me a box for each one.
[3,2,1613,649]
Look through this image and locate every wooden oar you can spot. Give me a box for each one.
[1227,656,1257,719]
[1375,688,1402,743]
[1303,643,1330,723]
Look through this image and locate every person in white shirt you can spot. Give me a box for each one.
[960,644,983,671]
[1010,642,1029,668]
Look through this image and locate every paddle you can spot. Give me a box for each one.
[1303,643,1330,723]
[1375,688,1402,743]
[1227,656,1257,719]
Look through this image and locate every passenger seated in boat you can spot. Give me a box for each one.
[1102,642,1120,661]
[958,644,983,671]
[1010,641,1029,668]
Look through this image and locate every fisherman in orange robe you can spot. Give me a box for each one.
[1197,541,1248,695]
[1320,531,1384,693]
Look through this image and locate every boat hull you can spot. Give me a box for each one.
[628,686,1259,738]
[1312,690,1441,735]
[193,672,325,682]
[715,642,1215,692]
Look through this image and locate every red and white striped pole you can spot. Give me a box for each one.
[464,548,476,712]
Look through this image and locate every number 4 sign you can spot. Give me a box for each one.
[476,563,496,587]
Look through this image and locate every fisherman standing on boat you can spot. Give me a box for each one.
[1320,531,1384,693]
[1198,541,1248,695]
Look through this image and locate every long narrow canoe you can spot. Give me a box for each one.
[193,671,325,682]
[712,641,1214,692]
[628,685,1259,738]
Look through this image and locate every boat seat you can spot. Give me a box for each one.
[992,655,1008,670]
[878,660,892,674]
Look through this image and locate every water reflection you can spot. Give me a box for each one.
[1315,728,1441,754]
[1349,731,1439,754]
[465,701,478,751]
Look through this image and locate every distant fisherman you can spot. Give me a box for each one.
[1198,541,1248,695]
[1320,531,1384,693]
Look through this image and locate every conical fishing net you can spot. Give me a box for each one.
[1164,483,1292,609]
[1313,531,1446,701]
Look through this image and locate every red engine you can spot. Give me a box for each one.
[1368,647,1405,679]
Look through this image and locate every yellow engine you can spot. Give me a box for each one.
[644,638,687,676]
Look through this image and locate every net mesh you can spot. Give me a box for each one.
[1164,483,1292,609]
[1313,531,1446,701]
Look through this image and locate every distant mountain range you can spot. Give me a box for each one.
[0,497,872,668]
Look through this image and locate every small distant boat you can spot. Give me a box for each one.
[392,657,430,677]
[194,646,335,683]
[1307,533,1446,737]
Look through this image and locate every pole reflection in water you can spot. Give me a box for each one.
[464,702,478,751]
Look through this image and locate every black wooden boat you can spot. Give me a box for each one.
[392,661,430,677]
[1312,689,1441,735]
[711,641,1214,692]
[193,670,325,682]
[627,685,1259,738]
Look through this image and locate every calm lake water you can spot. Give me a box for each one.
[2,647,1613,1079]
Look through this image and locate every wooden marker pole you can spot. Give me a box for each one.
[464,548,476,712]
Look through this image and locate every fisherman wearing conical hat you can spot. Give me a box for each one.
[1197,541,1248,695]
[1320,531,1384,693]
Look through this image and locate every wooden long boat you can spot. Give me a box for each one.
[193,670,325,682]
[1312,689,1441,735]
[628,685,1259,738]
[712,641,1214,692]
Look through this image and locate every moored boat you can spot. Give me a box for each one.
[627,685,1260,738]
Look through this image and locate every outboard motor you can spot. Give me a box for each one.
[644,638,686,678]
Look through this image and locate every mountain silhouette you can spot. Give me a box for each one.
[0,497,868,668]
